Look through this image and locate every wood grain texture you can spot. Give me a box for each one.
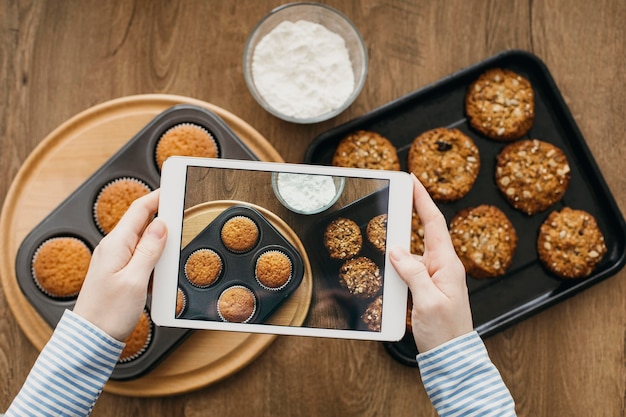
[1,0,625,416]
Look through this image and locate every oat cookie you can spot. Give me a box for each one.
[465,68,534,141]
[407,127,480,202]
[324,217,363,260]
[362,296,383,331]
[450,205,518,279]
[366,214,387,254]
[537,207,607,279]
[339,256,382,299]
[496,139,571,215]
[332,130,401,170]
[410,210,425,256]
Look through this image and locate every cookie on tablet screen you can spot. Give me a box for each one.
[407,127,480,202]
[496,139,571,215]
[450,205,518,279]
[465,68,534,141]
[537,207,607,279]
[332,130,401,170]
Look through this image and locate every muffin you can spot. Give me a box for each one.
[221,216,259,253]
[31,237,92,298]
[465,68,535,141]
[496,139,571,215]
[119,310,152,363]
[366,214,388,254]
[255,250,292,290]
[155,123,219,170]
[324,217,363,260]
[362,296,383,331]
[217,286,257,323]
[184,248,223,287]
[410,210,425,256]
[176,287,187,318]
[332,130,401,170]
[407,127,480,202]
[94,178,151,234]
[449,205,518,279]
[339,256,382,299]
[537,207,607,279]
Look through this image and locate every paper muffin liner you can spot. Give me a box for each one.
[175,287,187,318]
[154,122,220,170]
[93,177,152,235]
[254,249,293,291]
[220,215,260,253]
[31,236,92,299]
[184,248,223,288]
[216,285,257,324]
[118,310,153,363]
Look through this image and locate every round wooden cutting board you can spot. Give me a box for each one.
[0,94,312,397]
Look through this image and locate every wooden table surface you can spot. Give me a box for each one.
[1,1,624,415]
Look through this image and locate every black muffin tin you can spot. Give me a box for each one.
[304,50,626,365]
[15,104,258,380]
[178,205,304,323]
[303,187,390,332]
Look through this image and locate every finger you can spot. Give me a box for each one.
[389,245,437,296]
[123,218,167,285]
[410,174,455,253]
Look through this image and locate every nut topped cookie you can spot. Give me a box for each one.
[324,217,363,260]
[366,214,387,254]
[537,207,607,279]
[496,139,571,215]
[465,68,534,141]
[332,130,401,170]
[450,205,518,279]
[407,128,480,202]
[339,256,382,299]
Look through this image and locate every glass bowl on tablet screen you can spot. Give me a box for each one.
[271,172,345,215]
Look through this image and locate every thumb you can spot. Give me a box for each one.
[125,218,168,280]
[389,245,435,295]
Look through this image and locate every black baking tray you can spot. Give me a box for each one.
[304,49,626,365]
[303,188,389,332]
[178,205,304,322]
[15,104,258,380]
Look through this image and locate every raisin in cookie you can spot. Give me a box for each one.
[332,130,400,170]
[407,127,480,202]
[324,217,363,260]
[465,68,534,141]
[537,207,607,279]
[496,139,571,215]
[450,205,518,279]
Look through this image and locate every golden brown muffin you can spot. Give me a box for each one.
[323,217,363,260]
[495,139,571,215]
[366,214,388,254]
[175,287,186,318]
[465,68,534,141]
[184,249,223,287]
[94,178,151,234]
[537,207,607,279]
[255,250,292,290]
[449,205,518,279]
[217,286,257,323]
[407,127,480,202]
[119,310,152,362]
[332,130,401,170]
[339,256,382,299]
[220,216,259,253]
[31,237,92,298]
[155,123,218,170]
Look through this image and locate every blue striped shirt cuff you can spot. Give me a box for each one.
[417,331,516,417]
[5,309,124,417]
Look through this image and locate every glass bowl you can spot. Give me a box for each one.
[243,2,368,124]
[271,172,345,215]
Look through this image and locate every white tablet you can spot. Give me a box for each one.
[152,157,413,341]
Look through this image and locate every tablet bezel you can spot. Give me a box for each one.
[152,156,412,341]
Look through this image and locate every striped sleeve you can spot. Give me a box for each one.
[5,309,124,417]
[417,331,516,417]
